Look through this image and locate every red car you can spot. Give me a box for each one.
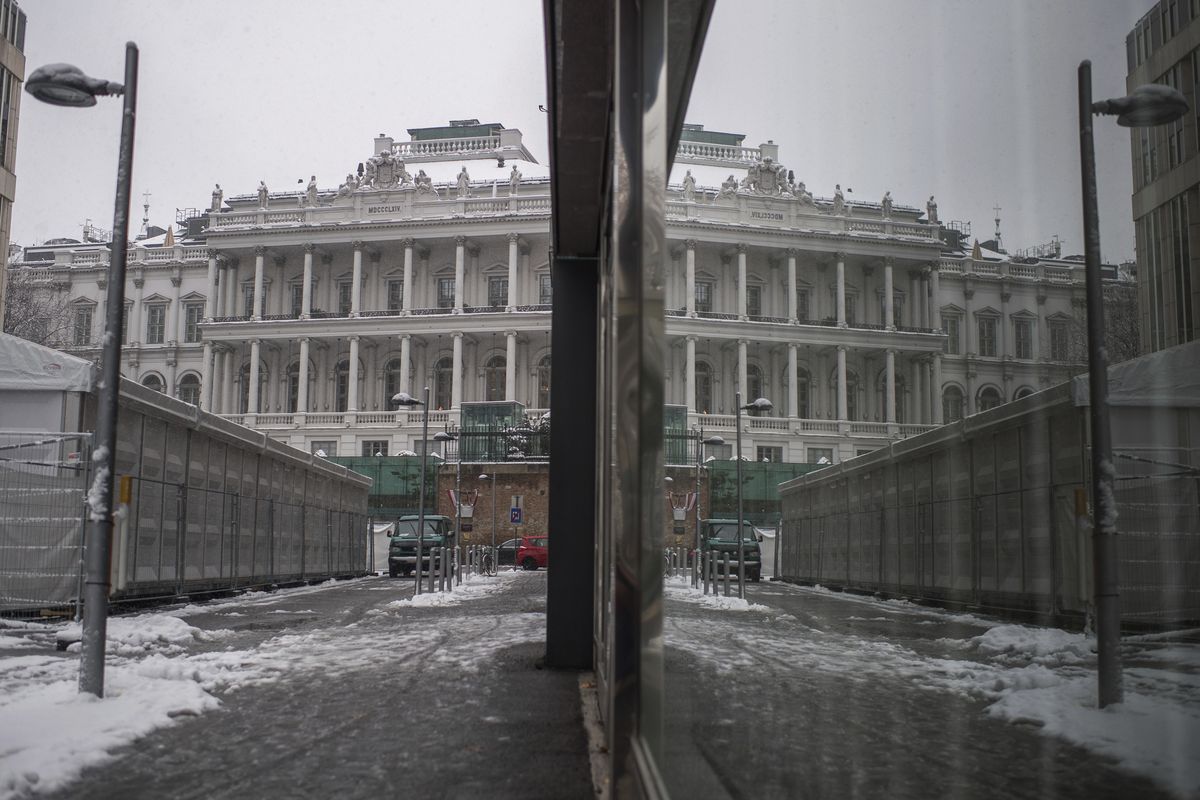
[517,535,549,570]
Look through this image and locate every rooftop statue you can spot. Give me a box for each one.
[211,183,223,213]
[364,149,407,190]
[832,184,845,214]
[306,175,319,207]
[718,174,739,200]
[509,164,522,196]
[257,181,269,209]
[336,173,358,198]
[740,156,790,196]
[881,191,893,219]
[682,169,696,202]
[414,169,438,198]
[926,195,938,224]
[796,181,814,206]
[456,166,471,198]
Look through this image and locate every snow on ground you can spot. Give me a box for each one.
[666,581,1200,798]
[385,569,519,609]
[0,573,540,800]
[664,576,771,613]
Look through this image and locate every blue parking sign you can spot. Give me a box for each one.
[510,507,523,524]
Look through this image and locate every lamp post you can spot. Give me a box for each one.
[734,393,772,600]
[478,471,497,563]
[693,426,724,587]
[434,428,461,546]
[1079,61,1186,708]
[26,47,138,698]
[394,388,429,593]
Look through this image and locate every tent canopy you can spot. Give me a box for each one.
[0,333,95,392]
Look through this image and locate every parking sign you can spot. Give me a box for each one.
[510,507,523,524]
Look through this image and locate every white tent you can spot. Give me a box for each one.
[0,333,95,432]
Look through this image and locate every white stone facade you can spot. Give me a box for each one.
[7,128,1111,464]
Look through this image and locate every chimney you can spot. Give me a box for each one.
[374,133,394,155]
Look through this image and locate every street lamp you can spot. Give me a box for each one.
[1078,61,1186,709]
[693,427,724,587]
[478,472,498,564]
[735,394,772,599]
[394,388,429,593]
[26,46,139,698]
[434,429,461,546]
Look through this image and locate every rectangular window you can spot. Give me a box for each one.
[881,293,904,325]
[756,446,782,463]
[121,302,132,344]
[942,315,960,354]
[338,281,352,315]
[361,441,389,457]
[0,70,12,169]
[1014,319,1033,359]
[977,317,997,357]
[290,284,304,317]
[488,275,509,308]
[845,294,857,325]
[311,441,337,457]
[796,288,810,321]
[539,273,553,305]
[437,277,455,308]
[695,280,713,313]
[746,285,762,317]
[1050,322,1069,361]
[808,447,834,465]
[72,306,93,347]
[184,302,204,343]
[387,279,404,311]
[145,305,166,345]
[243,285,255,318]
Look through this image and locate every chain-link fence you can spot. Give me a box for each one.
[0,432,91,614]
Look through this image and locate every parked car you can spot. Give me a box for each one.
[497,538,521,566]
[388,515,454,577]
[516,535,549,571]
[699,519,761,581]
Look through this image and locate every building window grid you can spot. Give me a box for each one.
[437,277,455,309]
[362,441,389,457]
[387,279,404,311]
[145,305,166,345]
[695,280,713,313]
[746,285,762,317]
[242,286,255,318]
[539,273,553,305]
[72,306,93,347]
[177,375,201,406]
[796,288,810,322]
[183,302,204,343]
[1014,318,1033,360]
[488,276,509,308]
[290,284,304,317]
[338,282,353,315]
[942,314,961,355]
[1049,322,1070,361]
[977,316,998,357]
[756,446,783,463]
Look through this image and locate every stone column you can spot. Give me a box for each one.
[836,251,847,327]
[932,354,944,424]
[205,251,219,320]
[930,264,941,329]
[999,283,1011,356]
[301,244,314,318]
[248,339,261,414]
[507,233,519,310]
[737,338,748,400]
[685,336,696,411]
[200,342,214,411]
[505,330,517,401]
[454,236,466,311]
[685,240,696,316]
[225,262,238,318]
[168,275,182,343]
[402,238,415,313]
[836,345,848,420]
[348,336,360,411]
[249,247,264,320]
[886,349,896,424]
[351,241,363,316]
[273,255,286,317]
[963,282,975,354]
[297,338,310,414]
[223,345,236,413]
[131,275,144,344]
[451,332,463,408]
[786,249,798,321]
[398,334,412,398]
[736,244,747,319]
[884,257,895,330]
[787,343,798,418]
[910,270,922,329]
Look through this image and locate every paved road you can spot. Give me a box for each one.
[659,578,1177,799]
[40,572,594,800]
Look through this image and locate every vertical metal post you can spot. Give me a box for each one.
[722,551,730,596]
[735,391,745,599]
[1078,60,1122,707]
[694,426,703,587]
[415,386,430,595]
[80,42,138,698]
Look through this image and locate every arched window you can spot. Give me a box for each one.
[141,373,164,393]
[943,385,965,423]
[978,386,1004,412]
[433,356,453,410]
[384,358,405,407]
[484,355,506,401]
[746,364,764,407]
[695,362,713,414]
[177,373,201,406]
[536,354,552,409]
[1014,386,1035,400]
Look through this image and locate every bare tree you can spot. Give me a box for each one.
[2,269,75,347]
[1065,282,1141,374]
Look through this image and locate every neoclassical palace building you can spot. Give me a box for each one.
[8,121,1120,463]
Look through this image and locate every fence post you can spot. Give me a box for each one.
[1075,487,1095,634]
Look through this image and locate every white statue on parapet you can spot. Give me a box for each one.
[509,164,522,195]
[717,174,739,200]
[881,191,893,219]
[306,175,319,207]
[926,195,938,224]
[832,184,845,215]
[456,166,471,198]
[337,173,359,197]
[414,169,438,198]
[257,181,269,209]
[682,169,697,202]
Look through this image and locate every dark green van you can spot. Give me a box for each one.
[388,515,453,577]
[699,519,762,582]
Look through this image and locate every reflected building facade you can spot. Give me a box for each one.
[6,122,1123,463]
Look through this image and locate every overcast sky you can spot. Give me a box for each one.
[13,1,1148,262]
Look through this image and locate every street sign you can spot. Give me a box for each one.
[510,507,523,524]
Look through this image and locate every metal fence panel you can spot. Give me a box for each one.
[0,432,90,612]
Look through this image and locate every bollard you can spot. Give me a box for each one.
[738,549,745,600]
[722,552,731,597]
[428,549,436,593]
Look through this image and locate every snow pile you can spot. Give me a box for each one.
[966,624,1093,666]
[386,571,516,609]
[56,615,225,658]
[664,579,770,613]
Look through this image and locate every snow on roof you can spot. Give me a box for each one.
[0,333,95,392]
